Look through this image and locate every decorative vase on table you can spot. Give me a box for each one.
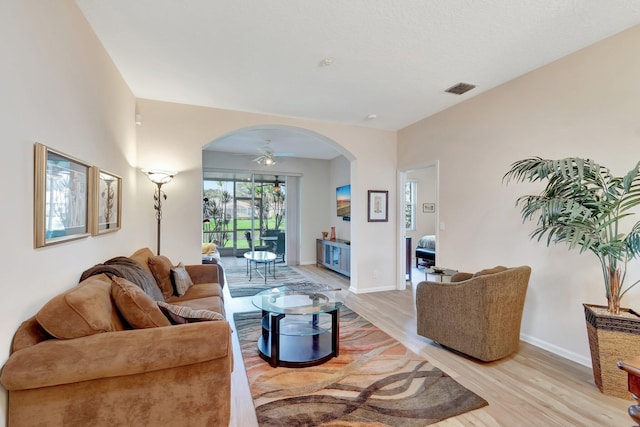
[330,227,336,241]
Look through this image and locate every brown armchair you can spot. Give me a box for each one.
[416,265,531,362]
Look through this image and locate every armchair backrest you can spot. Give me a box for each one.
[244,231,254,250]
[416,265,531,361]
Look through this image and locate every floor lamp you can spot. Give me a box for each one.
[143,170,175,255]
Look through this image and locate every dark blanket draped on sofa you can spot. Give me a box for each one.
[80,256,164,301]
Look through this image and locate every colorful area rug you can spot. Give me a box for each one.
[224,265,310,298]
[234,308,488,426]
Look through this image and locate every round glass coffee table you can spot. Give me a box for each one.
[252,284,342,367]
[243,250,277,284]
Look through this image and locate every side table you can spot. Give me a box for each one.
[425,268,457,282]
[618,356,640,425]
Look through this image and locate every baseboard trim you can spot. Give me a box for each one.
[520,333,591,367]
[348,284,396,294]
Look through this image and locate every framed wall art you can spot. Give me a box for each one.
[34,143,91,247]
[423,203,435,213]
[367,190,388,222]
[90,167,122,235]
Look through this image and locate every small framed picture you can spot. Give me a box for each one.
[423,203,435,213]
[367,190,388,222]
[90,167,122,235]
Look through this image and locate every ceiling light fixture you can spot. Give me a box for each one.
[254,153,276,166]
[366,113,377,120]
[253,139,278,166]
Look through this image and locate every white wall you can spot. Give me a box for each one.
[135,99,398,293]
[0,0,138,422]
[399,25,640,366]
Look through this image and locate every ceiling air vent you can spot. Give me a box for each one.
[445,82,476,95]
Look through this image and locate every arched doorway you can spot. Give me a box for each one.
[201,125,356,272]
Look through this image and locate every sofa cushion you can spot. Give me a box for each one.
[35,274,124,339]
[168,295,226,317]
[157,301,225,324]
[473,266,508,277]
[171,262,193,296]
[129,247,155,274]
[111,277,171,329]
[148,255,175,299]
[166,283,222,302]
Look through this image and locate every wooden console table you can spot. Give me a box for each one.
[316,239,350,277]
[618,356,640,425]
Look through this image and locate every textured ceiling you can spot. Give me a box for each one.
[76,1,640,158]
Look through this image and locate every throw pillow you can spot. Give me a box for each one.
[111,277,171,329]
[201,242,216,255]
[36,274,123,339]
[148,255,175,299]
[129,247,155,274]
[171,262,193,296]
[157,301,225,324]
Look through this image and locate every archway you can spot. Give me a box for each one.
[201,124,356,277]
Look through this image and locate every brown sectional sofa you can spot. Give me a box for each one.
[0,248,232,427]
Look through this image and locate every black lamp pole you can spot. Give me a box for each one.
[144,170,175,256]
[153,182,167,255]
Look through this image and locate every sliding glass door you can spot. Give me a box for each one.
[203,172,286,257]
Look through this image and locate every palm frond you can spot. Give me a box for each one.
[505,157,640,308]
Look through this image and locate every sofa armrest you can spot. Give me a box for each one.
[1,320,232,391]
[185,264,224,287]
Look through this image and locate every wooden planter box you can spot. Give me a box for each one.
[584,304,640,399]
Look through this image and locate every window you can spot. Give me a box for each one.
[405,180,416,230]
[202,173,286,255]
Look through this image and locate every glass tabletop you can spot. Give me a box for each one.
[243,251,277,262]
[252,283,343,315]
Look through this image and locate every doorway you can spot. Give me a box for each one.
[397,162,438,289]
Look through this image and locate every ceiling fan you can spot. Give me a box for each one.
[252,140,294,166]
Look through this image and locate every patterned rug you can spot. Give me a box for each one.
[234,308,488,426]
[224,265,310,298]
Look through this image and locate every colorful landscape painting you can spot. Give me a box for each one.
[337,184,351,217]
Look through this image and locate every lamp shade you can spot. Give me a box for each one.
[143,170,176,184]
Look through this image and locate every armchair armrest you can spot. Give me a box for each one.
[1,321,232,390]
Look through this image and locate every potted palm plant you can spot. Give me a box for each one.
[503,157,640,397]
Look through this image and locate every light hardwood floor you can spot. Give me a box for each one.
[222,258,631,426]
